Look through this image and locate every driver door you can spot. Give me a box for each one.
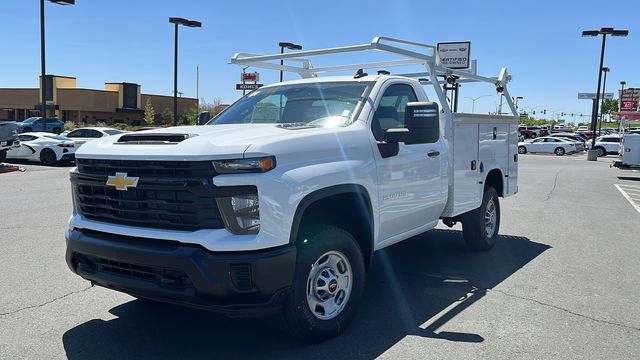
[372,83,446,244]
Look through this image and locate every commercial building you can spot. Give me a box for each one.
[0,75,197,125]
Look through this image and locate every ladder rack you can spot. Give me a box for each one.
[230,36,517,115]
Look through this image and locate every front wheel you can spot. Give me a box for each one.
[595,147,606,157]
[554,147,565,156]
[461,186,500,251]
[518,146,527,154]
[52,127,62,135]
[282,226,365,342]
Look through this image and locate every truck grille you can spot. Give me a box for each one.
[76,158,215,178]
[72,159,256,232]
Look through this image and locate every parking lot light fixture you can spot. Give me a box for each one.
[581,27,629,157]
[279,42,302,82]
[169,17,202,126]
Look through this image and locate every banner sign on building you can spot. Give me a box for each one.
[620,88,640,111]
[436,42,471,69]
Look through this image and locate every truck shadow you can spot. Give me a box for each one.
[62,229,549,359]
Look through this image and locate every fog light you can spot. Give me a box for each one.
[216,194,260,234]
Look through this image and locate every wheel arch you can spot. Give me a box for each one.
[484,168,504,197]
[289,184,374,269]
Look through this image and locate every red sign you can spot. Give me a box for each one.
[236,83,263,91]
[241,72,259,82]
[621,100,638,111]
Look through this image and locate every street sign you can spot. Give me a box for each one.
[241,72,260,82]
[236,83,263,91]
[577,93,614,100]
[436,41,471,69]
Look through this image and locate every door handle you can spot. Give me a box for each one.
[427,150,440,158]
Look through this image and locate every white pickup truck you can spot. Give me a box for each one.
[65,37,519,341]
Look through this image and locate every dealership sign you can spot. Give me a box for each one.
[236,83,263,90]
[577,93,614,100]
[436,42,471,69]
[621,100,638,111]
[620,88,640,111]
[241,72,260,82]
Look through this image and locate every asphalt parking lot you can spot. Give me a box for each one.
[1,154,639,359]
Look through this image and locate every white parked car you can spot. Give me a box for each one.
[518,136,577,156]
[65,127,126,146]
[7,132,76,165]
[592,134,622,157]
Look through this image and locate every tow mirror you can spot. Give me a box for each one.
[382,102,440,145]
[404,102,439,144]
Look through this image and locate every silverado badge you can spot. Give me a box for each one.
[106,172,139,191]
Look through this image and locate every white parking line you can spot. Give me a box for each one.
[615,184,640,214]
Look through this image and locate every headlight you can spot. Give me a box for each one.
[216,194,260,234]
[213,156,275,174]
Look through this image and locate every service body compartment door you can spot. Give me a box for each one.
[452,123,480,215]
[479,123,509,194]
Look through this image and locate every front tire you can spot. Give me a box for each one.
[518,146,527,154]
[52,127,62,135]
[595,146,606,157]
[282,226,365,342]
[461,186,500,251]
[554,147,565,156]
[39,148,58,165]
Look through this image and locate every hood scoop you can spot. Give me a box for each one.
[116,133,196,145]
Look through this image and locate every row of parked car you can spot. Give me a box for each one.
[518,132,625,157]
[6,127,126,165]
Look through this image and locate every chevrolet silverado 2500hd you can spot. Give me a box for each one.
[65,37,519,341]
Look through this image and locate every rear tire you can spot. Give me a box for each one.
[52,127,62,135]
[518,146,527,154]
[554,147,565,156]
[39,148,58,165]
[282,226,365,342]
[461,186,500,251]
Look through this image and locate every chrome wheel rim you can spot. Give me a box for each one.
[518,147,526,154]
[597,148,604,156]
[306,251,352,320]
[485,199,497,238]
[555,148,563,155]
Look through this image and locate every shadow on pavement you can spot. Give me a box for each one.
[5,158,75,168]
[62,229,550,359]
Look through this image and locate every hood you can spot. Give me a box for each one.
[75,124,302,160]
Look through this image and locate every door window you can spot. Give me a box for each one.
[67,129,86,138]
[371,84,418,141]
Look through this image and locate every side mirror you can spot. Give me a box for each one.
[197,111,211,125]
[404,102,439,144]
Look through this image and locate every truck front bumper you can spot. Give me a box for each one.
[65,228,296,317]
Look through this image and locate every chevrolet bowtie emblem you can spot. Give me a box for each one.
[106,172,139,191]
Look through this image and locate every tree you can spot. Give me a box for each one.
[601,99,619,121]
[160,108,173,125]
[143,98,155,125]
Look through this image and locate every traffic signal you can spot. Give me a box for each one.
[561,112,564,116]
[543,109,546,114]
[533,111,536,115]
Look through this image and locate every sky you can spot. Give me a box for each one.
[1,0,638,122]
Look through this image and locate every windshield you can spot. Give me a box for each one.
[210,82,371,127]
[22,117,38,124]
[104,129,124,135]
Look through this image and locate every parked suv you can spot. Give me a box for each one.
[17,117,65,134]
[592,135,622,157]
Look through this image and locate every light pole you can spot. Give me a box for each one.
[464,95,491,113]
[598,67,610,133]
[619,81,626,131]
[40,0,75,124]
[582,27,628,157]
[278,42,302,82]
[169,17,201,126]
